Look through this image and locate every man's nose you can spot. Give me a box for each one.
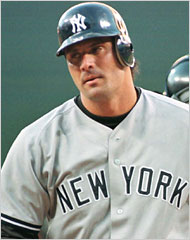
[80,54,96,71]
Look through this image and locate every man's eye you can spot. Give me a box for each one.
[71,53,81,59]
[91,46,103,54]
[67,52,81,65]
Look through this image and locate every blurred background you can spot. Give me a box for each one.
[1,1,189,165]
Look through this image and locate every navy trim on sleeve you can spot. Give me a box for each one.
[1,213,41,232]
[1,220,40,239]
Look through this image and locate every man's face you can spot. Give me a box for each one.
[65,37,127,102]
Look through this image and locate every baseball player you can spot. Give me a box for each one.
[1,2,189,239]
[163,54,189,103]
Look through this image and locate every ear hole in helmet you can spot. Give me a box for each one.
[114,36,135,68]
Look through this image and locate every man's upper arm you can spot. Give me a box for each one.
[1,129,49,238]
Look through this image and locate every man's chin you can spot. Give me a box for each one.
[83,88,110,102]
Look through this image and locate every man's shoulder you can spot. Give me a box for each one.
[141,88,189,113]
[137,88,189,130]
[20,98,77,139]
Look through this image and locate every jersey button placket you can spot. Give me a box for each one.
[108,131,125,239]
[114,137,121,165]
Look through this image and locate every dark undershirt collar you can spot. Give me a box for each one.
[74,87,141,129]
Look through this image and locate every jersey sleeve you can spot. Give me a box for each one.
[1,128,50,233]
[1,219,40,239]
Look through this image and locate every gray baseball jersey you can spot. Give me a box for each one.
[1,88,189,239]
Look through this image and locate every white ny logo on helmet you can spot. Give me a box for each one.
[70,14,87,33]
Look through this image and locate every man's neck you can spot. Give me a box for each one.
[75,87,141,129]
[80,85,137,117]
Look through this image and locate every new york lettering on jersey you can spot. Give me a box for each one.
[56,166,189,215]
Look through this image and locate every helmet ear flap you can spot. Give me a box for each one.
[164,55,189,102]
[114,36,135,67]
[171,87,189,103]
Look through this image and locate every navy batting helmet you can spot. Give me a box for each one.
[164,55,189,103]
[56,2,135,67]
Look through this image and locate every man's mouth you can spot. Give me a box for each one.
[83,75,102,84]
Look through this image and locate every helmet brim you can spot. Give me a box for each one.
[56,30,119,56]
